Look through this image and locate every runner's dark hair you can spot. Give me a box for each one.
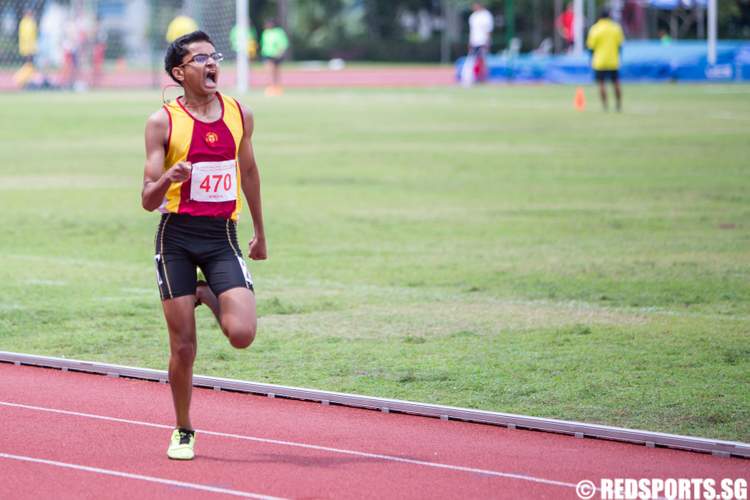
[164,30,214,84]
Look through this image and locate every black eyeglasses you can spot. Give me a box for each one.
[180,52,224,66]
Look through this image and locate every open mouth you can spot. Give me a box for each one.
[205,70,218,86]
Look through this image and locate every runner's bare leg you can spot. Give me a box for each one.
[614,80,622,111]
[219,287,256,348]
[195,285,256,349]
[163,295,197,430]
[196,282,220,319]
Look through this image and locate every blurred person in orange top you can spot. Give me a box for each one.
[91,17,107,87]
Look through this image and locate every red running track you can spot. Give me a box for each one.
[0,362,745,499]
[0,66,456,91]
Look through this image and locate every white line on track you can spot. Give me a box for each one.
[0,452,285,499]
[0,400,579,491]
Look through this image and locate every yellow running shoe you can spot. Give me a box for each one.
[167,428,195,460]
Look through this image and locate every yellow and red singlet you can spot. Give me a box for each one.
[161,93,245,221]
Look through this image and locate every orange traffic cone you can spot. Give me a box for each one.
[574,87,586,111]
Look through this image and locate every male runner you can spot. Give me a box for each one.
[141,30,266,460]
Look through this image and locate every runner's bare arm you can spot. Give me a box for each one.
[238,103,267,260]
[141,108,192,211]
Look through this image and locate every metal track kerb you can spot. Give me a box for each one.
[0,351,747,458]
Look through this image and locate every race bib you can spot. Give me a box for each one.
[189,160,237,202]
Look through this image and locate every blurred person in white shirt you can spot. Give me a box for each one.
[464,3,493,85]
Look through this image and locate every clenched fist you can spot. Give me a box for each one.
[166,161,192,183]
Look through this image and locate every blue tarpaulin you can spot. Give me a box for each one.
[456,41,750,83]
[649,0,707,9]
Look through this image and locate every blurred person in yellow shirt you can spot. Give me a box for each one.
[166,14,198,43]
[586,9,625,112]
[14,10,38,88]
[18,10,38,63]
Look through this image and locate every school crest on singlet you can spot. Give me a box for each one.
[160,93,245,221]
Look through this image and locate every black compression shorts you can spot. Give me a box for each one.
[154,213,254,301]
[595,69,619,82]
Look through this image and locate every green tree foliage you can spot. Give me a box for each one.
[272,0,747,61]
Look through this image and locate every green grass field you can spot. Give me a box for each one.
[0,84,748,442]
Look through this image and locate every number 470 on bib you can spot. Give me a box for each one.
[189,160,238,203]
[200,174,232,193]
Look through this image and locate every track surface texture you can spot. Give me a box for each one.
[0,362,745,499]
[0,66,455,91]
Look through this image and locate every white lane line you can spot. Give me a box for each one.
[0,452,285,499]
[0,401,578,490]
